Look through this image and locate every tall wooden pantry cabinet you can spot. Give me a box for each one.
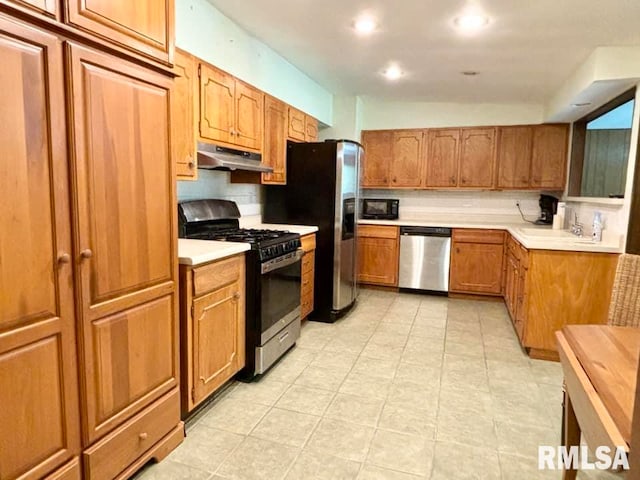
[0,1,182,478]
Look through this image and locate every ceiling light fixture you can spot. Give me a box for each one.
[572,102,592,107]
[383,65,403,80]
[461,71,480,76]
[353,16,377,35]
[454,13,489,32]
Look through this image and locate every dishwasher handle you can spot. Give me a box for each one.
[400,226,451,237]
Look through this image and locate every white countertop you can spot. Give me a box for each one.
[358,215,622,254]
[178,239,250,266]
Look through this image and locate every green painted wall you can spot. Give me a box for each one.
[175,0,333,125]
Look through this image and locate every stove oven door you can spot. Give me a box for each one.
[260,249,303,344]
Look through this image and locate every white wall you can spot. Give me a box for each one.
[319,96,363,142]
[360,98,545,130]
[175,0,333,125]
[362,190,542,219]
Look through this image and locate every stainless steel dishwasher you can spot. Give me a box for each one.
[398,226,452,292]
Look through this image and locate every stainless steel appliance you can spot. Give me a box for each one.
[362,198,399,220]
[197,142,273,173]
[398,226,452,293]
[178,199,302,378]
[264,140,362,322]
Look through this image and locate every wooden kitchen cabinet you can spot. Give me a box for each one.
[0,18,80,480]
[425,129,460,188]
[173,48,197,180]
[530,124,570,190]
[450,229,505,295]
[496,126,533,189]
[2,0,59,20]
[301,234,316,319]
[458,127,497,188]
[361,130,392,187]
[67,42,182,463]
[288,106,306,141]
[305,115,318,141]
[180,255,246,413]
[199,62,264,152]
[64,0,175,64]
[357,225,400,286]
[391,130,424,187]
[262,96,288,184]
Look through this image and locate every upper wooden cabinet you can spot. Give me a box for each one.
[361,130,392,187]
[2,0,59,20]
[305,116,318,141]
[458,127,496,188]
[66,43,179,445]
[425,129,460,188]
[530,124,569,190]
[287,107,306,141]
[391,130,423,188]
[262,96,288,185]
[173,49,197,180]
[64,0,174,64]
[0,17,80,479]
[496,126,533,189]
[199,63,264,152]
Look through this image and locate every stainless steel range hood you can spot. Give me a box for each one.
[197,142,273,173]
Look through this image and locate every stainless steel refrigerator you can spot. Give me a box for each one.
[263,140,362,322]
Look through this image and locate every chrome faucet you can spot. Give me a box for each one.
[571,213,584,237]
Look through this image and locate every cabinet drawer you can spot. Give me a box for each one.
[507,235,520,256]
[302,251,315,273]
[84,389,180,480]
[301,234,316,252]
[302,275,314,296]
[453,229,504,244]
[193,255,244,297]
[358,225,399,239]
[301,291,314,318]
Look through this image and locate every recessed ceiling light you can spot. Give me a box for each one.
[461,71,480,76]
[353,16,377,35]
[383,65,403,80]
[572,102,592,107]
[454,13,489,32]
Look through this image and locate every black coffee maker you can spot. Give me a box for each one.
[536,194,558,225]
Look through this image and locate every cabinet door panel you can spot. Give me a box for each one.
[172,49,197,180]
[64,0,173,63]
[199,64,235,144]
[361,131,392,187]
[530,124,569,190]
[391,130,423,187]
[450,243,504,294]
[262,96,287,184]
[235,81,264,151]
[459,127,496,188]
[0,18,79,479]
[193,280,245,405]
[67,43,175,321]
[425,129,460,187]
[305,116,318,141]
[357,237,398,286]
[2,0,58,19]
[288,107,306,141]
[496,126,533,189]
[85,295,177,442]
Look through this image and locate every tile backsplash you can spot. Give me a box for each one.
[177,170,262,216]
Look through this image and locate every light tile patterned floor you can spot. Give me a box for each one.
[137,289,626,480]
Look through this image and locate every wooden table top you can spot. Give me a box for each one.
[563,325,640,445]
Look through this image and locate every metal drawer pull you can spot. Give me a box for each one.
[278,331,290,343]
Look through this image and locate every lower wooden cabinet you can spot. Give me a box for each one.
[301,234,316,319]
[449,229,504,295]
[357,225,400,286]
[180,255,246,413]
[45,458,82,480]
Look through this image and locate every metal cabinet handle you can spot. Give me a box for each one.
[80,249,93,259]
[57,253,71,265]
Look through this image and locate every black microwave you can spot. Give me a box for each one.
[361,199,399,220]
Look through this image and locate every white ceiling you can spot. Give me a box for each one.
[206,0,640,104]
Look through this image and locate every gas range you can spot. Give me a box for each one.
[178,199,303,379]
[187,228,301,261]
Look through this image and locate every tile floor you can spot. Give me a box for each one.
[137,289,626,480]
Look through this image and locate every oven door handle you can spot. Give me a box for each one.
[261,249,304,274]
